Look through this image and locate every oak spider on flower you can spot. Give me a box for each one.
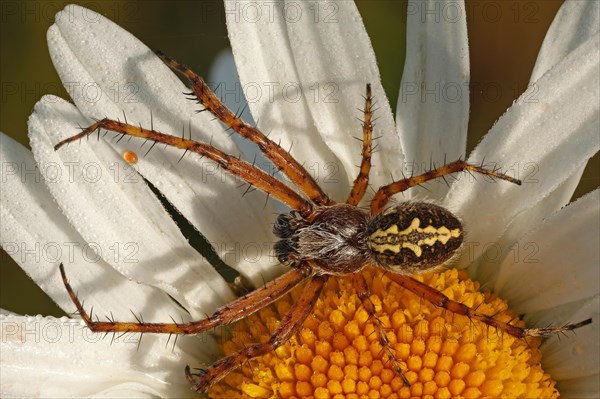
[54,52,591,393]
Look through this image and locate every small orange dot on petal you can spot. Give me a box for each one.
[122,150,138,164]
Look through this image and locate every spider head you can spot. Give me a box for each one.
[367,202,464,275]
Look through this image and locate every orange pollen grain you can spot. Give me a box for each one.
[208,268,559,399]
[122,150,138,164]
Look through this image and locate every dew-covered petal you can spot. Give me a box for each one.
[493,190,599,313]
[48,4,277,281]
[445,33,599,268]
[0,133,224,370]
[1,134,189,320]
[453,1,600,283]
[473,170,582,286]
[515,0,600,252]
[522,296,599,397]
[208,50,289,218]
[531,0,600,82]
[524,296,597,329]
[396,0,469,201]
[0,315,199,398]
[555,374,600,399]
[28,98,234,318]
[474,1,599,285]
[475,1,600,284]
[226,0,401,201]
[517,295,599,397]
[540,297,599,384]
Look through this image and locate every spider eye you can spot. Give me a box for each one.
[367,203,463,274]
[273,214,294,238]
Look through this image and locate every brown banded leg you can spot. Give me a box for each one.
[386,272,592,339]
[186,273,329,392]
[54,119,313,215]
[59,263,312,336]
[156,51,333,207]
[346,84,374,206]
[352,273,409,386]
[370,160,522,214]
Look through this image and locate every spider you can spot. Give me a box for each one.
[55,52,591,393]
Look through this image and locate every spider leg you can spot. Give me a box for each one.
[386,272,592,339]
[370,160,522,213]
[186,273,329,392]
[59,263,312,335]
[353,273,409,387]
[346,84,373,206]
[54,119,313,214]
[156,51,333,207]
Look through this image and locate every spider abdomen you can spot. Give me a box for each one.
[367,203,463,274]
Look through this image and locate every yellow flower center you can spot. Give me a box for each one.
[208,268,558,398]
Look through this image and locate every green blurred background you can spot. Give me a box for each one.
[1,0,597,316]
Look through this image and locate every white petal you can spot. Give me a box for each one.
[0,315,199,398]
[1,134,189,322]
[540,297,599,382]
[226,0,401,201]
[446,33,600,268]
[28,98,233,318]
[489,0,600,269]
[469,1,599,282]
[208,49,289,218]
[556,374,600,399]
[473,169,582,285]
[493,190,599,313]
[531,0,600,81]
[208,51,257,168]
[0,135,219,364]
[396,0,469,201]
[48,5,277,282]
[474,0,600,280]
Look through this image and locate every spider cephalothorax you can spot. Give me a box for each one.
[274,204,370,274]
[54,52,591,393]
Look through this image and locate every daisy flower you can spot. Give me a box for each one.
[1,1,598,398]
